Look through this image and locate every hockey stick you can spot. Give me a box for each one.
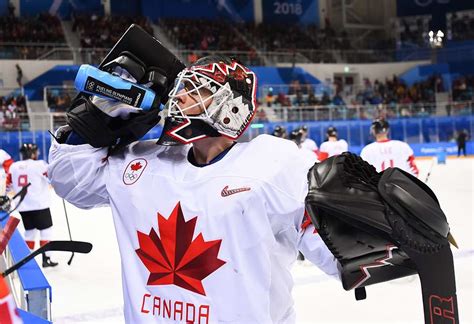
[0,184,31,253]
[62,199,75,266]
[1,240,92,277]
[0,183,31,222]
[0,216,20,254]
[424,157,436,183]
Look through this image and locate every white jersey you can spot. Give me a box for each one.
[0,149,13,172]
[9,159,51,212]
[298,145,319,162]
[0,149,13,195]
[319,139,348,158]
[0,168,6,196]
[300,138,318,152]
[48,134,339,324]
[360,140,419,176]
[0,149,12,166]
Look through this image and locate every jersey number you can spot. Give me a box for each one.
[18,174,28,187]
[381,160,394,171]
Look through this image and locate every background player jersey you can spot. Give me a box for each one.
[319,139,348,158]
[0,168,6,196]
[0,149,13,173]
[360,139,418,176]
[9,159,50,212]
[300,138,318,152]
[48,134,339,324]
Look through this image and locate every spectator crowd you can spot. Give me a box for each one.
[1,10,474,63]
[0,12,66,59]
[72,14,153,49]
[0,95,27,131]
[261,73,474,121]
[160,18,261,65]
[452,75,474,102]
[448,11,474,42]
[0,11,473,128]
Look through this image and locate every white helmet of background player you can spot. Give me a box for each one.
[160,55,258,144]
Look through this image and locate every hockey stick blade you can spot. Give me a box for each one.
[44,241,92,253]
[1,240,93,277]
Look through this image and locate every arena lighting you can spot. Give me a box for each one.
[428,30,444,48]
[251,123,265,129]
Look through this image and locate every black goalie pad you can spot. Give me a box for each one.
[305,152,459,323]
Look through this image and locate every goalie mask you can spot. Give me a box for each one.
[159,55,257,145]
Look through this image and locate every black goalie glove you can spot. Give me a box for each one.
[66,24,185,150]
[305,152,459,324]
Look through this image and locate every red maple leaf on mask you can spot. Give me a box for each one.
[131,162,142,171]
[135,202,226,295]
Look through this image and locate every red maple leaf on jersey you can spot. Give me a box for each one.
[130,162,142,171]
[135,202,226,295]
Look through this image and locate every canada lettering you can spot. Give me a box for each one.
[141,293,210,323]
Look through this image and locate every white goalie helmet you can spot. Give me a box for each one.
[165,55,257,143]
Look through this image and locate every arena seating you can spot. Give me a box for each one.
[0,12,473,132]
[0,13,65,59]
[72,13,153,49]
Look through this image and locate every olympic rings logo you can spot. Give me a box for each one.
[124,172,137,181]
[123,158,147,185]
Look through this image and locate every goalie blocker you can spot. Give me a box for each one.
[305,152,458,324]
[65,24,185,150]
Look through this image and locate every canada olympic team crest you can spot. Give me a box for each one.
[123,158,147,185]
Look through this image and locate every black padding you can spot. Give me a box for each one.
[144,69,168,93]
[102,52,146,81]
[306,155,391,235]
[305,152,452,289]
[66,24,184,149]
[306,152,459,322]
[98,24,185,102]
[66,96,117,148]
[67,95,161,148]
[378,168,449,239]
[354,287,366,300]
[341,248,416,290]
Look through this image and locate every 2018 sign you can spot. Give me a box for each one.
[273,1,303,15]
[263,0,318,24]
